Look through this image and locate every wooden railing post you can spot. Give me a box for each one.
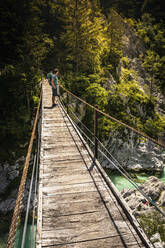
[94,106,98,159]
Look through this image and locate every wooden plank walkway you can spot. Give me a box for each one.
[36,81,153,248]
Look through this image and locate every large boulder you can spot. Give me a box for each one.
[121,176,165,215]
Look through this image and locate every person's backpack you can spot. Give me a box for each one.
[47,72,52,86]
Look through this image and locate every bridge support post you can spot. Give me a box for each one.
[94,106,98,159]
[67,92,69,114]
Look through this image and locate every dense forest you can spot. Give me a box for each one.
[0,0,165,162]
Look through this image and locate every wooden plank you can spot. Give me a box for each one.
[42,169,101,181]
[43,236,143,248]
[43,136,81,143]
[42,178,101,187]
[42,190,113,205]
[42,152,89,161]
[43,123,72,128]
[43,118,70,124]
[43,168,98,179]
[42,141,86,148]
[42,195,141,238]
[43,146,82,155]
[42,164,87,173]
[41,219,141,246]
[42,170,102,186]
[41,212,118,242]
[42,159,87,169]
[42,181,105,196]
[42,201,104,217]
[42,126,76,132]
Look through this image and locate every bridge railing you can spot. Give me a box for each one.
[59,83,165,242]
[6,90,42,248]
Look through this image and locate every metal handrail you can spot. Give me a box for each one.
[59,84,165,149]
[59,89,165,247]
[58,98,155,248]
[6,90,42,248]
[60,98,165,217]
[59,84,165,217]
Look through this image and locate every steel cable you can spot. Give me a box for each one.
[59,95,165,218]
[30,118,41,248]
[21,154,37,248]
[59,84,165,149]
[6,90,42,248]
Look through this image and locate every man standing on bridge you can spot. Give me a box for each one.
[51,68,59,107]
[47,68,59,107]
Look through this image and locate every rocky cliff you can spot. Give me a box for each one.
[102,16,165,173]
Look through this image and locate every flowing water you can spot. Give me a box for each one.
[14,224,36,248]
[108,167,165,191]
[0,224,36,248]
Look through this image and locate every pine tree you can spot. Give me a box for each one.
[58,0,109,74]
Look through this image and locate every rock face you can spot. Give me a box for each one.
[121,176,165,215]
[151,233,165,248]
[102,132,164,172]
[101,19,165,174]
[0,156,35,215]
[0,164,11,195]
[121,177,165,247]
[122,22,146,59]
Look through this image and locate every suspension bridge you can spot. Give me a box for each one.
[6,80,165,248]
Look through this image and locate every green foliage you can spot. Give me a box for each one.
[85,83,108,110]
[0,0,50,161]
[100,0,165,22]
[56,0,109,74]
[33,96,39,106]
[106,65,165,138]
[100,0,145,19]
[139,212,165,242]
[104,10,124,80]
[134,14,165,90]
[120,67,138,83]
[98,117,121,141]
[144,114,165,138]
[81,83,109,139]
[108,78,155,128]
[68,75,90,97]
[88,74,101,84]
[121,57,131,68]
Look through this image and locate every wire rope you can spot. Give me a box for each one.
[31,127,40,248]
[60,98,165,217]
[21,154,37,248]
